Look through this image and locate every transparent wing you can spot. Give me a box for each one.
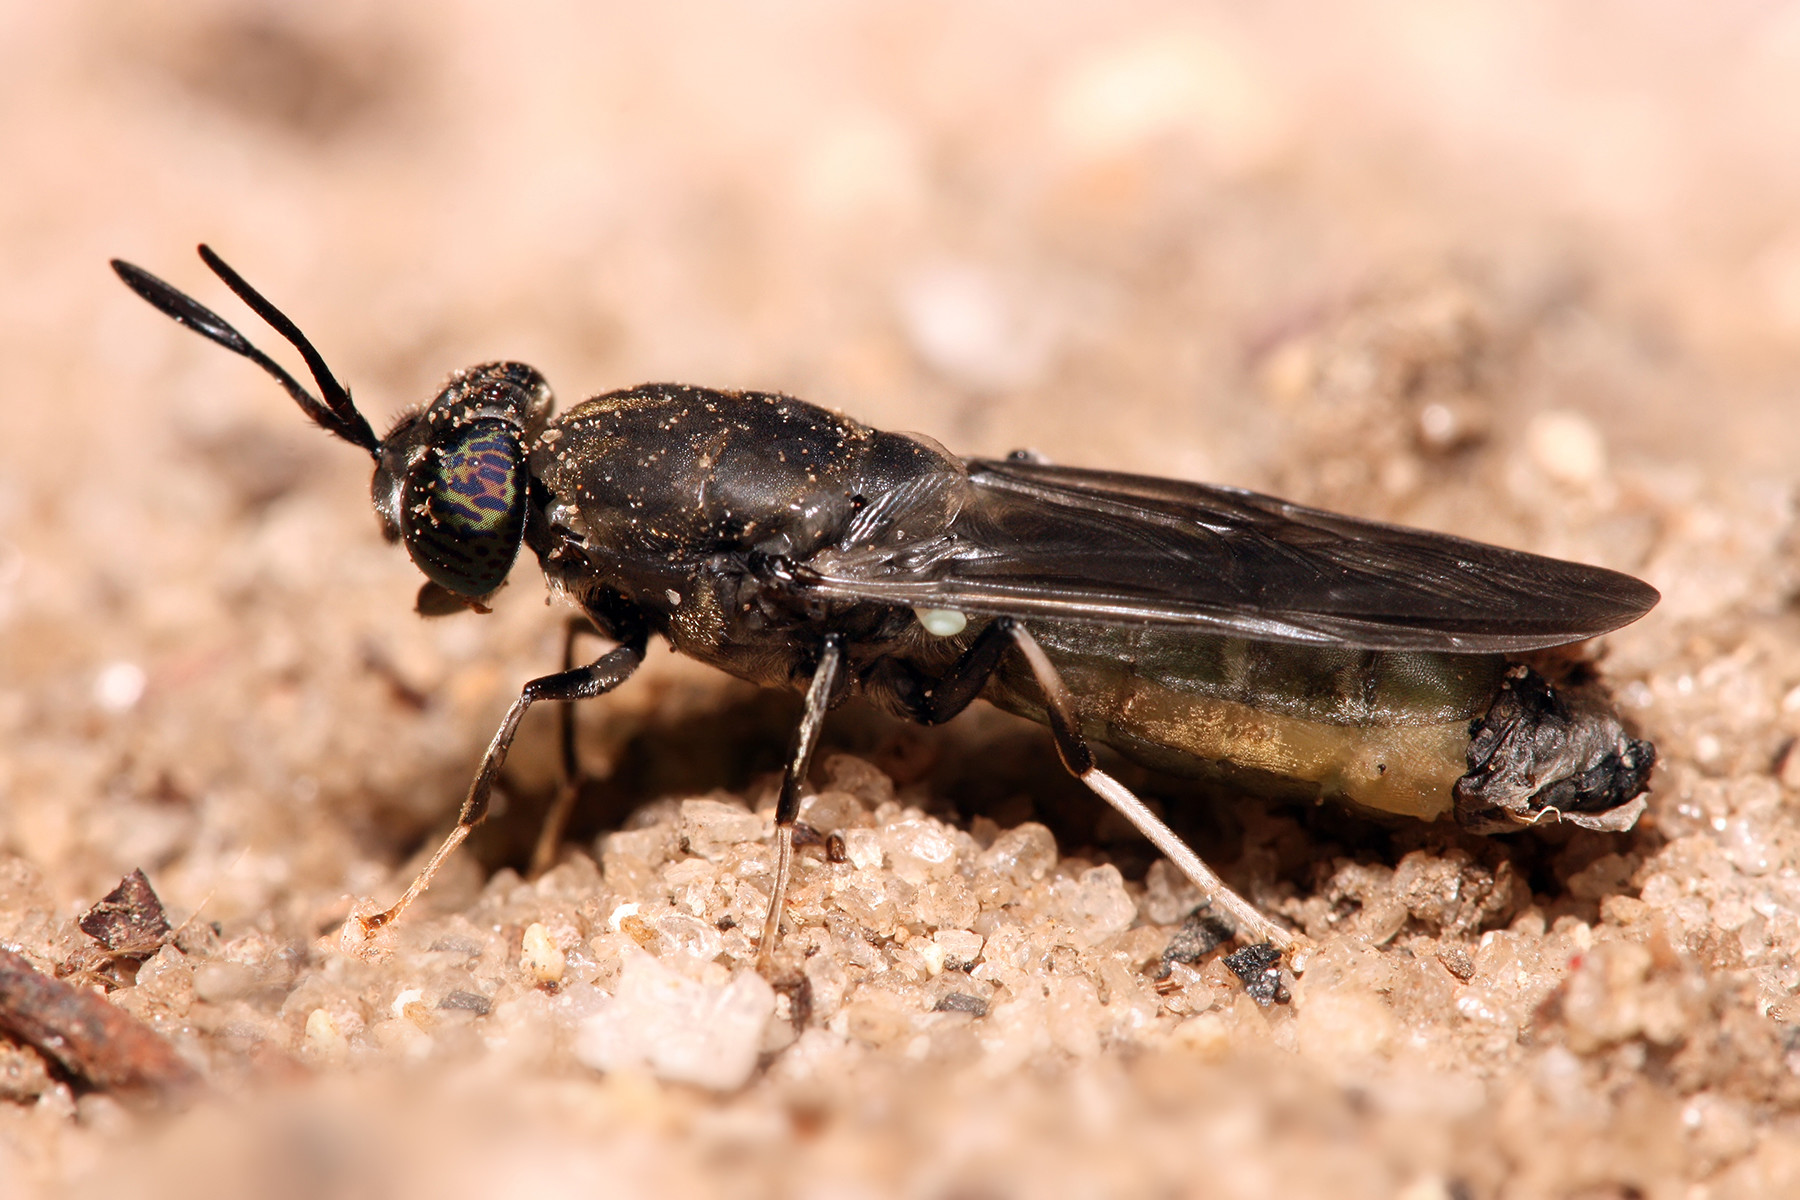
[799,458,1659,653]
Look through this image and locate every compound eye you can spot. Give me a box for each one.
[399,418,528,597]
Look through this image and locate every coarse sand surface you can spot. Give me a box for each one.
[5,6,1800,1198]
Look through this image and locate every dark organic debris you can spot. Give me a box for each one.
[1437,944,1477,982]
[437,990,492,1015]
[934,992,989,1017]
[780,975,815,1031]
[0,947,201,1099]
[78,869,173,957]
[1156,908,1234,979]
[1224,943,1289,1007]
[427,935,485,958]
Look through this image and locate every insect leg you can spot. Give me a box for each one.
[528,617,599,879]
[360,635,647,933]
[757,636,846,971]
[903,616,1018,725]
[1007,624,1295,950]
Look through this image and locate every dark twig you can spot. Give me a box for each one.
[0,947,201,1099]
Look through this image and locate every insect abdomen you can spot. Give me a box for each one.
[983,623,1505,820]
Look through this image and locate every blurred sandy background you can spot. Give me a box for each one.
[5,4,1800,1198]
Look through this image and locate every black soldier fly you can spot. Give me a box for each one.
[111,247,1658,962]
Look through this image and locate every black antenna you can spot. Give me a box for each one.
[110,247,381,456]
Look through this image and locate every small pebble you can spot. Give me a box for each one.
[92,662,146,712]
[822,755,895,807]
[520,922,565,985]
[916,940,947,975]
[1719,818,1774,877]
[932,929,984,967]
[980,822,1057,884]
[1417,403,1458,448]
[1526,410,1607,486]
[1056,865,1137,944]
[842,827,884,870]
[680,798,764,861]
[880,817,958,882]
[304,1009,349,1067]
[797,790,865,835]
[576,949,775,1092]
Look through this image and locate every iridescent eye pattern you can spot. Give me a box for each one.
[402,418,527,597]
